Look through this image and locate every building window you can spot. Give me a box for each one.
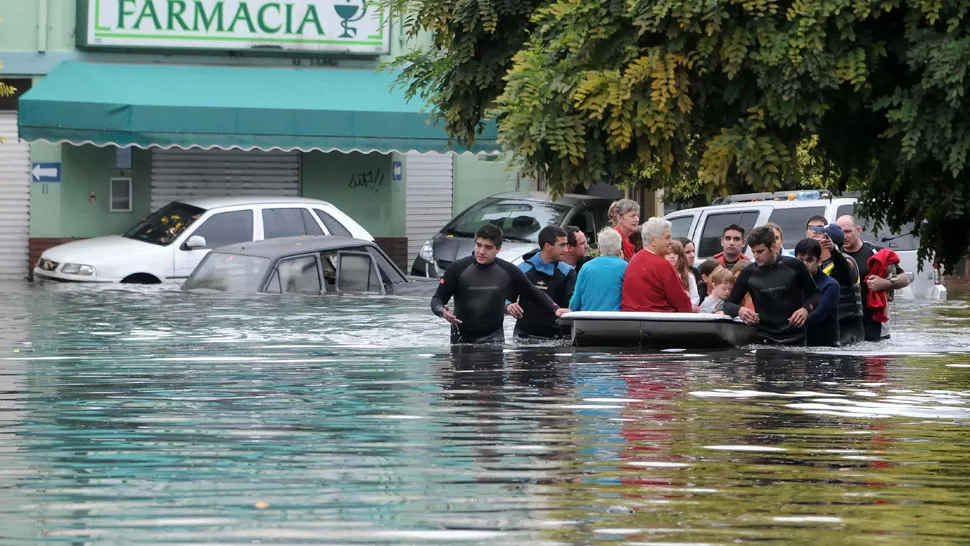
[109,177,132,212]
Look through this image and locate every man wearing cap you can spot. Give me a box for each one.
[806,217,865,344]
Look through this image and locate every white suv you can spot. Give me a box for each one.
[664,190,947,300]
[34,197,373,284]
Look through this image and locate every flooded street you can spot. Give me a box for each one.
[1,283,969,544]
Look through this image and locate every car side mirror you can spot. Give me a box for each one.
[185,235,207,249]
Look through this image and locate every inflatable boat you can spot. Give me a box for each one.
[560,311,760,349]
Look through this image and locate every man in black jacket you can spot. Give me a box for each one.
[809,222,865,344]
[508,225,577,340]
[431,224,567,344]
[562,225,593,273]
[722,226,821,346]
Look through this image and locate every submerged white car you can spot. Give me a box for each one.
[33,197,372,284]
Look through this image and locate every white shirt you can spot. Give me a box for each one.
[688,274,699,307]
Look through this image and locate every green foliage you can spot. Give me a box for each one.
[382,0,544,147]
[389,0,970,268]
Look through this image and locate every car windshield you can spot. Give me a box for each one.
[182,252,271,293]
[124,202,207,246]
[443,198,572,242]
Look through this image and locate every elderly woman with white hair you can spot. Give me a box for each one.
[620,217,694,313]
[568,228,629,311]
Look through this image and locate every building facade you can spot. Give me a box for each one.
[0,0,527,280]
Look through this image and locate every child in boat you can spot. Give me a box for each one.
[731,261,756,312]
[699,266,734,313]
[696,258,721,302]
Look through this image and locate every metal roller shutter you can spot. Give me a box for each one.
[150,149,300,211]
[0,112,30,280]
[405,152,453,260]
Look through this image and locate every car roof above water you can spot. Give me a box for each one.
[176,196,337,209]
[211,236,374,260]
[668,196,857,216]
[488,191,614,207]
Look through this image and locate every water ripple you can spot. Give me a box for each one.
[0,283,968,543]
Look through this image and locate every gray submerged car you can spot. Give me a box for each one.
[411,191,616,277]
[183,236,438,296]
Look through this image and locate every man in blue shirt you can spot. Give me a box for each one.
[794,237,841,347]
[569,228,628,311]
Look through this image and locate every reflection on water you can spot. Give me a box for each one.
[0,282,969,543]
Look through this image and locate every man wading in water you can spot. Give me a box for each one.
[431,224,568,344]
[837,215,910,342]
[510,225,577,341]
[722,226,821,346]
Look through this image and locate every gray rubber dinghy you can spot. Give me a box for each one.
[560,311,759,349]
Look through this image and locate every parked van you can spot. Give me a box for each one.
[664,190,946,300]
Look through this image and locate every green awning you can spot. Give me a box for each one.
[18,61,499,154]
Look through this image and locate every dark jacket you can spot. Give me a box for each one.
[821,250,864,344]
[806,270,840,347]
[514,251,577,338]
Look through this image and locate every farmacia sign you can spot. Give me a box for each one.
[78,0,389,54]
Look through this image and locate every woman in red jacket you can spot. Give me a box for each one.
[608,199,641,260]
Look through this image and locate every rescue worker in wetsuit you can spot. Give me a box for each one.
[713,224,751,269]
[722,226,821,346]
[431,224,568,344]
[806,221,865,344]
[510,225,577,340]
[794,237,841,347]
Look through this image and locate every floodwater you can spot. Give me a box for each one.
[1,282,969,544]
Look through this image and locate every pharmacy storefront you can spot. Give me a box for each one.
[15,0,498,278]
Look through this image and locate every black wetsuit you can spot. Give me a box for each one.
[723,256,821,345]
[514,251,577,339]
[820,250,865,344]
[846,242,903,341]
[431,256,559,344]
